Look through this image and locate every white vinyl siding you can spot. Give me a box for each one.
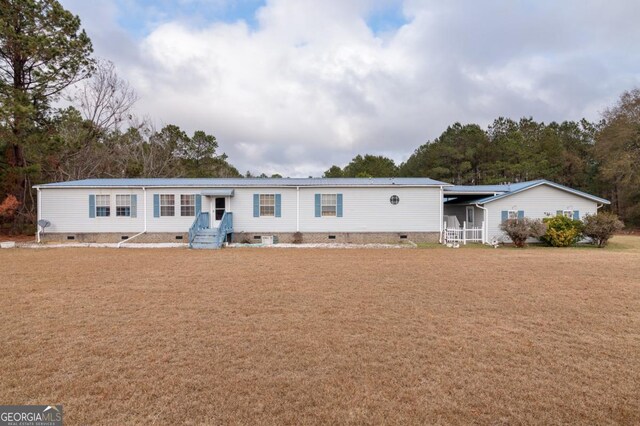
[233,188,296,232]
[299,187,441,233]
[486,184,599,242]
[39,186,443,235]
[40,188,144,233]
[148,191,208,232]
[231,187,442,233]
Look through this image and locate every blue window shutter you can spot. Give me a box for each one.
[501,210,508,223]
[153,194,160,218]
[253,194,260,217]
[195,194,202,215]
[89,194,95,218]
[131,195,137,218]
[315,194,321,217]
[337,193,343,217]
[573,210,580,220]
[518,210,524,220]
[275,194,282,217]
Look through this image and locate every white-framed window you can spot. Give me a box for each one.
[160,194,175,217]
[116,195,131,217]
[508,210,518,220]
[96,195,110,217]
[321,194,337,217]
[259,194,275,217]
[562,210,573,218]
[181,194,195,216]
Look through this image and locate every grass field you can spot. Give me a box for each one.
[1,237,639,424]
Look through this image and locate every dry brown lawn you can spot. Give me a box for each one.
[1,237,640,425]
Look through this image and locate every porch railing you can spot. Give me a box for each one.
[443,221,484,244]
[188,212,210,247]
[214,212,233,246]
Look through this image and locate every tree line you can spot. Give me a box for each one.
[1,0,638,231]
[323,94,640,226]
[0,1,240,231]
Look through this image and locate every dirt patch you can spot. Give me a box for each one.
[1,238,639,424]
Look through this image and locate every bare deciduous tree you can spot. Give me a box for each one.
[68,58,138,133]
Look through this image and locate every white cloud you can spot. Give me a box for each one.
[61,0,640,176]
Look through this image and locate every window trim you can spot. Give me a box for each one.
[180,194,196,217]
[321,193,338,217]
[95,194,110,218]
[507,210,518,220]
[116,194,131,217]
[159,194,175,217]
[259,193,276,217]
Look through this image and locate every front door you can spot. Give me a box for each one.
[465,206,475,226]
[213,197,226,227]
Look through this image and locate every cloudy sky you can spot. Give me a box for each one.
[59,0,640,176]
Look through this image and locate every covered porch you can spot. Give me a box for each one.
[189,189,235,249]
[443,193,491,244]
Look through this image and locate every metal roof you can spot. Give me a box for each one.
[445,179,610,205]
[35,177,451,188]
[444,181,541,194]
[201,189,235,197]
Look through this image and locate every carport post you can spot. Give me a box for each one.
[463,221,466,245]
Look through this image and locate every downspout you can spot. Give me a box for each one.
[296,186,300,232]
[36,187,41,243]
[475,204,488,244]
[596,203,603,211]
[118,187,147,247]
[439,187,443,243]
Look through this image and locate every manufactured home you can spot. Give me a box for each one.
[34,178,609,248]
[34,178,449,247]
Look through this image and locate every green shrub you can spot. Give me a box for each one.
[500,218,547,248]
[583,212,624,247]
[541,215,584,247]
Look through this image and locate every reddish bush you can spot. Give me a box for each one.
[0,195,20,219]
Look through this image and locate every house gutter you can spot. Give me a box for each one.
[36,188,42,243]
[117,186,147,247]
[296,186,300,232]
[439,186,444,243]
[475,203,488,244]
